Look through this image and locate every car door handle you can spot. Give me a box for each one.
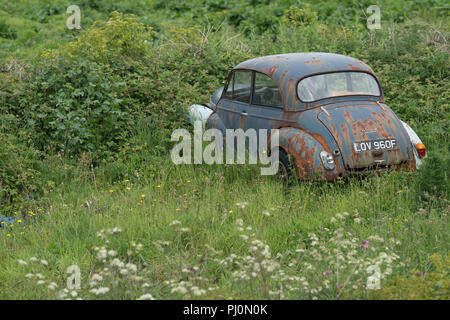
[241,111,247,116]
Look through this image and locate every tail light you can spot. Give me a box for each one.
[416,143,426,158]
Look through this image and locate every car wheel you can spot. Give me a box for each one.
[277,149,296,183]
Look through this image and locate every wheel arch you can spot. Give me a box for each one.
[268,126,344,180]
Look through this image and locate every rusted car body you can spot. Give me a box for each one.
[195,52,425,180]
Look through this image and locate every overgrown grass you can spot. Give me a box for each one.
[1,159,448,299]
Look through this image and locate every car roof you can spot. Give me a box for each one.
[234,52,374,79]
[233,52,378,110]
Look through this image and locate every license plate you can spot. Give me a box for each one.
[353,139,397,153]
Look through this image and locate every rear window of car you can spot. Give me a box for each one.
[297,71,381,102]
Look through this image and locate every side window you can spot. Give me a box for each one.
[224,73,233,99]
[233,70,252,104]
[252,73,283,108]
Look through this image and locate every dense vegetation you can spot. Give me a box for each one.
[0,0,448,299]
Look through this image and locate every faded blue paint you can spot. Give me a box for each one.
[317,101,413,170]
[206,52,418,180]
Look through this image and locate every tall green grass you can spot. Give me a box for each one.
[1,157,448,298]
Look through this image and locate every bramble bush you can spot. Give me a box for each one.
[16,12,251,161]
[22,56,128,158]
[0,133,42,212]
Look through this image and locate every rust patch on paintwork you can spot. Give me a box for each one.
[227,107,234,124]
[346,63,369,72]
[305,57,322,65]
[265,65,279,78]
[268,126,344,181]
[239,113,245,129]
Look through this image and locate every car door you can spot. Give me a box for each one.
[247,72,284,140]
[216,70,252,131]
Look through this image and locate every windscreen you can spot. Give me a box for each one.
[297,72,380,102]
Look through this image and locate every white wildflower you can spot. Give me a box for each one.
[47,282,57,290]
[91,274,103,282]
[90,287,110,295]
[110,258,124,268]
[137,293,155,300]
[170,220,181,226]
[126,263,137,272]
[96,247,107,260]
[108,250,117,257]
[171,286,188,295]
[192,287,206,296]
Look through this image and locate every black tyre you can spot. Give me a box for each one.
[276,149,296,183]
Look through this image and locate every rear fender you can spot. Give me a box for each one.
[270,127,343,180]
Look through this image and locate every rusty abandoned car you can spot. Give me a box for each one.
[189,52,426,181]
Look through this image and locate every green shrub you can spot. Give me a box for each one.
[281,4,318,27]
[370,254,450,299]
[21,56,129,158]
[64,11,154,66]
[0,133,42,212]
[0,20,17,39]
[415,151,449,199]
